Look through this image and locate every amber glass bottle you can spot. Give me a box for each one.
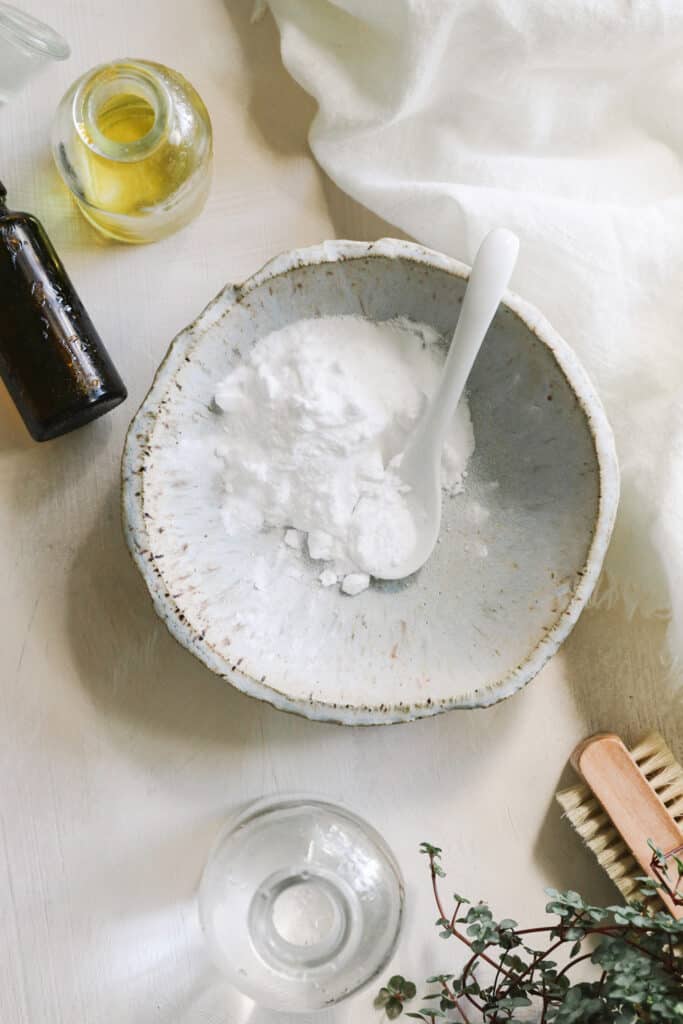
[0,182,126,440]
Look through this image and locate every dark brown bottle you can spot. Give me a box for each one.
[0,181,126,441]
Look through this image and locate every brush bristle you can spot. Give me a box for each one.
[632,732,683,819]
[556,732,683,910]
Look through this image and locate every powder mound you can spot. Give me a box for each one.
[213,315,475,594]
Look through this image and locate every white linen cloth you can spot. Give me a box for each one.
[264,0,683,674]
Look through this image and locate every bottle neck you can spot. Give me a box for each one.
[73,61,171,164]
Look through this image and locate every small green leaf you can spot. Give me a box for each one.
[495,995,532,1008]
[419,843,442,858]
[647,838,664,860]
[403,982,417,1000]
[386,997,403,1019]
[388,976,405,992]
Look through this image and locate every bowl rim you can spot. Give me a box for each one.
[121,237,620,725]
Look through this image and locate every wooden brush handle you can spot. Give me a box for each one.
[572,733,683,919]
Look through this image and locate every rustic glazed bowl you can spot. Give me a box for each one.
[121,239,619,725]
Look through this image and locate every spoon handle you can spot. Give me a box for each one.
[412,228,519,457]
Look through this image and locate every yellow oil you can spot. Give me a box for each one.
[95,93,156,144]
[74,91,196,240]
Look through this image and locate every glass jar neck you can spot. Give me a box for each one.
[74,60,171,163]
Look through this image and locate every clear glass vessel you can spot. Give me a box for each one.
[0,2,69,106]
[199,795,404,1012]
[51,59,212,244]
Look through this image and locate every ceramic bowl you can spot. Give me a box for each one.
[121,239,619,725]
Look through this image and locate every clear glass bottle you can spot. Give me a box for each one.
[199,795,404,1012]
[51,59,212,244]
[0,2,69,106]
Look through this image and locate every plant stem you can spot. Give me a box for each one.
[539,975,549,1024]
[450,901,462,930]
[453,955,485,1015]
[428,856,514,980]
[452,994,470,1024]
[556,951,594,979]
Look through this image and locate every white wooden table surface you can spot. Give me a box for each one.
[1,2,681,1022]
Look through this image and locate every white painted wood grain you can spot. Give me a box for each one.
[1,2,681,1022]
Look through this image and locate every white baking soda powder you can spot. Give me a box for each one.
[213,315,475,595]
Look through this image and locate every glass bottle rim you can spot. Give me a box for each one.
[72,59,172,164]
[0,2,70,60]
[211,792,403,860]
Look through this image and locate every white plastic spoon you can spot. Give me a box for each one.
[353,228,519,581]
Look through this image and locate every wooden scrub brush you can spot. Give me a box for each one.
[556,732,683,918]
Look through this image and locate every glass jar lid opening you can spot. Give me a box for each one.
[74,60,171,163]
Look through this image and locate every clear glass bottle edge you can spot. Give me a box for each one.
[63,166,211,244]
[204,792,405,882]
[0,2,69,60]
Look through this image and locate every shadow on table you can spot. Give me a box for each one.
[169,967,341,1024]
[223,0,409,245]
[4,411,112,504]
[248,1006,337,1024]
[533,599,683,903]
[563,601,682,746]
[66,481,296,756]
[222,0,315,159]
[0,388,39,452]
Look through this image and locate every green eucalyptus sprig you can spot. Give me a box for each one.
[377,843,683,1023]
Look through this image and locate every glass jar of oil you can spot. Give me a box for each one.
[51,59,212,243]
